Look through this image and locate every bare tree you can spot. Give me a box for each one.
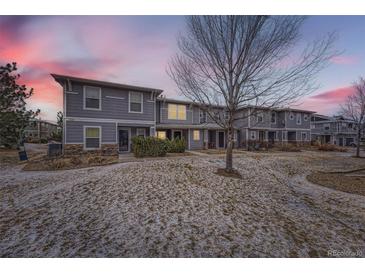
[340,77,365,157]
[168,16,337,173]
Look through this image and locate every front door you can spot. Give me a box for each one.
[218,131,225,148]
[173,130,182,139]
[119,129,129,152]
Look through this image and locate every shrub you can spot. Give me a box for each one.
[40,138,48,144]
[131,136,168,157]
[318,144,347,152]
[166,138,186,153]
[278,144,301,152]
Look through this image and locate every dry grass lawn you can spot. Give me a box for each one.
[0,149,364,257]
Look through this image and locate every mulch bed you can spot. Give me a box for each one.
[214,168,242,179]
[307,171,365,196]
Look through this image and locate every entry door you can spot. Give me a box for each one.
[218,131,225,148]
[119,129,129,152]
[173,131,182,139]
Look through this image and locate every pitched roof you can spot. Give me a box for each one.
[51,73,163,94]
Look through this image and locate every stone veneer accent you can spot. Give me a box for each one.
[64,144,118,156]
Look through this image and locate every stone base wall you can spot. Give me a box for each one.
[64,144,118,156]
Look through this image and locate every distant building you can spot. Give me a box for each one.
[310,114,358,146]
[24,119,61,142]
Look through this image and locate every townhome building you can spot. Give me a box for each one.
[24,119,61,142]
[310,114,358,146]
[235,106,313,147]
[52,74,314,154]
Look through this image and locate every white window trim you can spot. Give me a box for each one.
[296,113,302,125]
[83,86,102,111]
[289,112,294,120]
[303,114,309,121]
[168,103,187,120]
[193,130,200,141]
[199,109,206,123]
[83,126,101,150]
[256,113,264,123]
[128,91,143,114]
[136,128,146,137]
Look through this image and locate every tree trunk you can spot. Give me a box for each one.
[225,127,234,172]
[356,128,361,157]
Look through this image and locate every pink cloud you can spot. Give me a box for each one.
[330,55,359,65]
[298,86,356,115]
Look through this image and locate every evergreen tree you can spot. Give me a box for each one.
[0,62,40,148]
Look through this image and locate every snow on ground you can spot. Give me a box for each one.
[0,151,364,257]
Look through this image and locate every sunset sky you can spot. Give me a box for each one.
[1,15,365,121]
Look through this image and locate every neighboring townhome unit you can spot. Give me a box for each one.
[155,98,232,150]
[235,106,313,148]
[52,74,163,155]
[311,114,358,146]
[24,119,61,142]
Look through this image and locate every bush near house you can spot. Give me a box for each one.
[317,144,347,152]
[166,138,186,153]
[131,136,186,157]
[131,136,168,157]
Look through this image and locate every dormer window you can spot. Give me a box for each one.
[129,91,143,113]
[84,86,101,110]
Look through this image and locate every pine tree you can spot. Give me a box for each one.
[0,62,40,148]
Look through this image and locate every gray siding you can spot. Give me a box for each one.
[159,101,194,125]
[66,121,116,143]
[66,81,155,121]
[189,129,204,149]
[285,111,311,129]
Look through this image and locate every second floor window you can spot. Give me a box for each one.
[256,113,263,123]
[200,110,207,123]
[324,123,330,130]
[129,92,143,113]
[168,104,186,120]
[271,112,276,123]
[84,86,101,110]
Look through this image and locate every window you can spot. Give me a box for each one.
[250,131,256,140]
[136,128,146,137]
[157,131,166,139]
[296,113,301,125]
[129,92,143,113]
[324,123,330,130]
[271,112,276,123]
[304,114,309,121]
[348,123,353,129]
[200,110,207,123]
[84,86,101,110]
[84,127,100,149]
[256,113,263,123]
[193,130,200,141]
[168,104,186,120]
[289,112,294,120]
